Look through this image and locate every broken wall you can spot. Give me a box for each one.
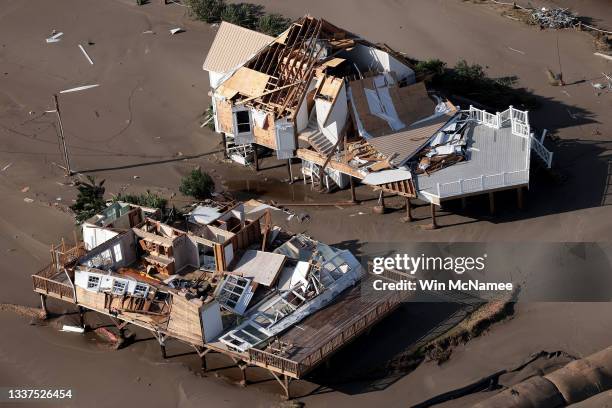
[253,112,276,149]
[172,234,199,273]
[80,230,138,271]
[342,43,415,83]
[315,81,348,145]
[82,225,119,251]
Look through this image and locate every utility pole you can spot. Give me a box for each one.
[53,94,72,176]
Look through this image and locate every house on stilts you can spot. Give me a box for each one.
[202,16,554,225]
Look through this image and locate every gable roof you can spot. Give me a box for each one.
[203,22,274,74]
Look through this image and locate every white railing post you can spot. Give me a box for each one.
[458,179,463,194]
[437,183,441,196]
[502,172,506,185]
[480,174,484,189]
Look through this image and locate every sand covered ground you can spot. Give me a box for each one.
[1,0,611,406]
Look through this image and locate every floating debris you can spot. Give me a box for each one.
[61,325,85,333]
[78,44,94,65]
[59,84,100,94]
[531,8,578,29]
[169,27,183,35]
[46,31,63,43]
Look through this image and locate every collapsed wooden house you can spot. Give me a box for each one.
[32,201,404,398]
[203,16,554,224]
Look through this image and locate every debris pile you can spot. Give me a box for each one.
[413,112,470,175]
[531,8,578,29]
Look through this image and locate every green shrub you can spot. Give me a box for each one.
[71,176,106,223]
[205,105,215,130]
[186,0,291,36]
[414,58,446,77]
[185,0,226,23]
[425,59,538,110]
[257,13,291,36]
[179,169,215,200]
[220,3,263,29]
[115,191,168,209]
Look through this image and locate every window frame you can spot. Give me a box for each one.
[111,279,128,296]
[86,274,101,291]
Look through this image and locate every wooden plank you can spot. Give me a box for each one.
[297,148,363,179]
[222,67,270,98]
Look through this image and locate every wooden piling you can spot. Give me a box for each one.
[430,203,438,229]
[78,306,85,327]
[222,133,228,159]
[517,187,524,210]
[489,192,495,214]
[239,364,248,386]
[40,294,48,319]
[287,159,293,184]
[253,145,259,171]
[401,197,413,222]
[372,191,386,214]
[349,176,357,203]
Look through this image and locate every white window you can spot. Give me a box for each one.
[111,279,127,295]
[217,275,252,314]
[87,275,101,291]
[113,243,123,263]
[132,283,149,298]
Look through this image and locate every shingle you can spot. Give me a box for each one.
[203,22,274,74]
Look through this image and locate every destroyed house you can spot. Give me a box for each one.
[32,202,404,397]
[204,16,554,216]
[81,201,161,250]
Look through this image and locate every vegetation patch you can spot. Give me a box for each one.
[387,288,518,373]
[421,290,518,365]
[180,168,215,200]
[185,0,290,35]
[70,176,106,224]
[414,58,538,110]
[114,190,168,209]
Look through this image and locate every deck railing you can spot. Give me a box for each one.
[32,268,76,303]
[469,105,552,168]
[468,105,529,138]
[531,136,554,168]
[248,348,300,377]
[436,169,530,198]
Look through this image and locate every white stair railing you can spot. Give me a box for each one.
[530,136,553,168]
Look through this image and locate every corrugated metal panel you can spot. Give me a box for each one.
[368,113,454,166]
[203,22,274,74]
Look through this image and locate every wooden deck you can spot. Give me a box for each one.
[221,274,402,378]
[32,263,76,303]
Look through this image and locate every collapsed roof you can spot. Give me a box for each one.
[204,15,551,203]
